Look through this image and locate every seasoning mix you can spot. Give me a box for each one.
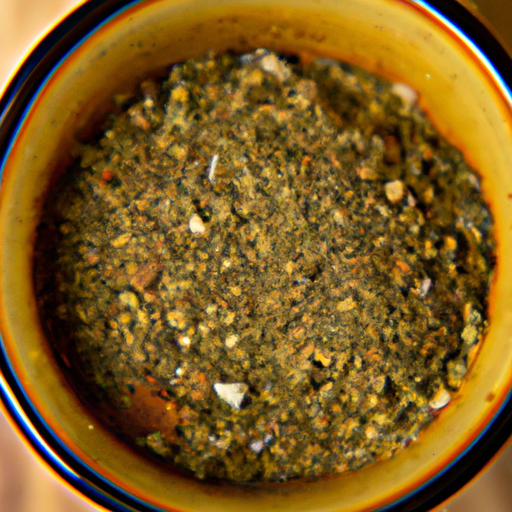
[34,50,495,482]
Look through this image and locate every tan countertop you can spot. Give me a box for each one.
[0,1,511,511]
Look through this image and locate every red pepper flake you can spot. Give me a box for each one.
[396,260,411,273]
[145,375,156,385]
[159,389,170,400]
[423,148,433,160]
[100,169,114,185]
[60,353,71,368]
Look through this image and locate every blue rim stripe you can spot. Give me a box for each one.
[415,0,512,105]
[1,0,141,182]
[0,0,165,510]
[1,1,512,511]
[0,372,79,479]
[377,3,512,509]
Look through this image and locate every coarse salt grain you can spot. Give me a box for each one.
[189,214,205,234]
[213,383,248,409]
[391,83,418,108]
[225,334,240,348]
[178,335,191,347]
[385,180,405,203]
[207,154,219,182]
[429,388,451,410]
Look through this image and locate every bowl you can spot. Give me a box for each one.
[1,0,512,511]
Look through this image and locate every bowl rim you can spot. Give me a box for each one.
[1,0,512,511]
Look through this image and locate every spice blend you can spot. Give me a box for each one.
[34,50,495,482]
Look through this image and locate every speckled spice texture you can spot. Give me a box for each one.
[34,50,495,482]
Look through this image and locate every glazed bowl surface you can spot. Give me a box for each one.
[1,0,512,511]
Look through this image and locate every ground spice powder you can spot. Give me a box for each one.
[34,50,495,482]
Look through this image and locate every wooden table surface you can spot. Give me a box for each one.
[0,1,511,511]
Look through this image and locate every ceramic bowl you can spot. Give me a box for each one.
[1,0,512,511]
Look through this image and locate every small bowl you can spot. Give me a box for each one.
[1,0,512,511]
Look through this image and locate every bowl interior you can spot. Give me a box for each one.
[1,0,512,511]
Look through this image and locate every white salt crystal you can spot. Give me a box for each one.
[391,82,418,108]
[429,388,451,410]
[189,214,205,234]
[385,180,405,203]
[213,383,248,409]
